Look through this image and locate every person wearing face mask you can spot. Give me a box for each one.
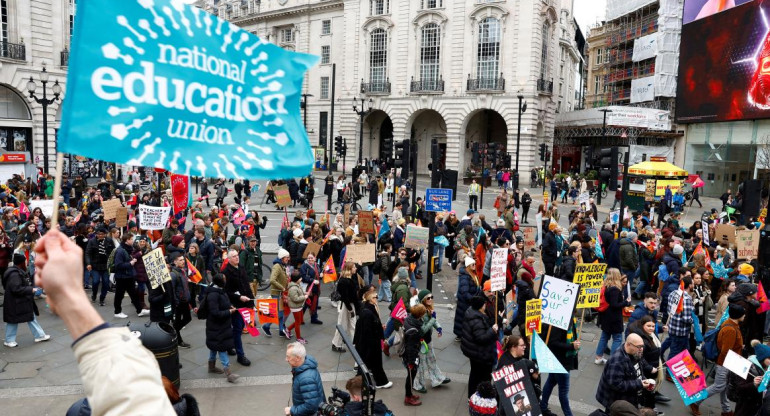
[595,333,657,413]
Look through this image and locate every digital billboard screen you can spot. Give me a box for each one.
[675,0,770,123]
[682,0,754,25]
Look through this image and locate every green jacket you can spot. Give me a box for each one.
[390,279,411,330]
[239,246,257,281]
[269,262,288,297]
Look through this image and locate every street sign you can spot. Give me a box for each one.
[425,188,453,212]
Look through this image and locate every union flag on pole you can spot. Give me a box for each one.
[186,258,203,284]
[675,279,685,314]
[322,256,337,283]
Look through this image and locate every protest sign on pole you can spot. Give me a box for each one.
[736,229,760,259]
[170,173,190,214]
[645,179,657,202]
[525,299,542,336]
[538,275,579,330]
[715,224,736,246]
[404,225,429,249]
[573,263,607,309]
[344,243,376,264]
[274,185,292,208]
[532,332,567,374]
[302,242,322,259]
[490,248,508,292]
[523,227,536,252]
[101,198,123,220]
[115,207,128,228]
[58,0,318,180]
[358,211,375,235]
[143,248,172,290]
[666,350,708,405]
[492,362,543,416]
[138,204,172,230]
[256,299,279,325]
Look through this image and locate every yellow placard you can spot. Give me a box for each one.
[573,263,607,309]
[525,299,542,336]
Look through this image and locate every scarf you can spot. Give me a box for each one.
[565,318,578,358]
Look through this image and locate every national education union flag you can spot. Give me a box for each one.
[59,0,318,180]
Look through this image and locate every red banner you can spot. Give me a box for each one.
[170,173,190,215]
[238,308,260,337]
[256,298,279,325]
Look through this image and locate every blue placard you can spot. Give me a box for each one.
[425,188,452,212]
[59,0,318,180]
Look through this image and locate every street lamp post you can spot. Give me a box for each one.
[515,95,527,174]
[26,66,62,174]
[352,97,373,167]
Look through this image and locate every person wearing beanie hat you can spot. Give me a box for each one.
[3,251,50,347]
[727,340,765,416]
[737,263,754,282]
[261,248,290,342]
[691,302,745,415]
[411,289,450,392]
[461,296,498,398]
[468,380,498,416]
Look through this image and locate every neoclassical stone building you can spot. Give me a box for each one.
[208,0,583,177]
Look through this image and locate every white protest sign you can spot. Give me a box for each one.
[578,192,590,206]
[538,275,579,330]
[490,248,508,291]
[610,210,620,225]
[138,204,172,230]
[29,200,55,218]
[723,350,751,380]
[142,247,172,290]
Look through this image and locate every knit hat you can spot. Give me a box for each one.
[752,340,770,363]
[468,382,498,416]
[171,235,184,247]
[398,218,406,225]
[293,228,303,238]
[303,228,312,239]
[737,283,758,297]
[467,209,475,215]
[497,219,505,226]
[672,244,684,255]
[278,248,290,259]
[548,222,558,231]
[128,221,137,229]
[728,304,746,320]
[397,267,408,280]
[483,280,492,292]
[470,296,486,310]
[418,289,432,302]
[465,257,476,267]
[627,231,638,240]
[739,263,755,276]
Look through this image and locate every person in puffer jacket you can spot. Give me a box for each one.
[462,296,498,399]
[285,341,325,416]
[659,245,684,320]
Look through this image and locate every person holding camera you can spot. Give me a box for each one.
[342,375,394,416]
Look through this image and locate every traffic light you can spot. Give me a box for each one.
[431,139,439,165]
[503,154,512,168]
[513,171,519,190]
[488,144,497,165]
[334,135,343,155]
[538,143,546,161]
[545,149,551,164]
[382,136,393,160]
[599,147,619,190]
[609,146,619,190]
[394,139,411,178]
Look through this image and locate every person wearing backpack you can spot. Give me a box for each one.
[689,304,745,416]
[200,273,239,383]
[729,339,769,416]
[375,244,393,303]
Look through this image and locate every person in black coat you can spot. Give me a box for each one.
[2,254,49,346]
[539,320,580,416]
[461,296,498,399]
[402,303,426,406]
[223,249,254,366]
[201,273,239,383]
[558,246,578,283]
[595,269,630,364]
[627,316,663,408]
[541,223,558,275]
[353,291,390,388]
[453,258,481,340]
[149,277,174,324]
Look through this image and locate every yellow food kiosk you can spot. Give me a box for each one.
[625,157,688,212]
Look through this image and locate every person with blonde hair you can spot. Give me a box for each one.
[595,268,630,365]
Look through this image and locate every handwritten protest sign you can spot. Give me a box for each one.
[525,299,542,336]
[102,198,123,220]
[143,248,172,290]
[138,204,171,230]
[538,275,579,330]
[666,350,708,405]
[115,207,128,228]
[404,225,429,249]
[29,200,55,218]
[492,362,543,416]
[358,211,375,235]
[523,227,536,251]
[256,298,279,325]
[736,229,760,259]
[490,248,508,291]
[345,243,376,264]
[274,185,292,208]
[573,263,607,308]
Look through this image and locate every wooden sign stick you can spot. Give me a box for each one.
[545,324,554,344]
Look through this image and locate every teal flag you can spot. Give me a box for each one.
[378,219,390,239]
[531,332,567,374]
[59,0,318,179]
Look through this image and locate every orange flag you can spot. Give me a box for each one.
[323,256,337,283]
[186,258,203,284]
[675,279,685,314]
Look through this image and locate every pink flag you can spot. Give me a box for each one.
[19,201,29,217]
[391,298,407,323]
[758,282,770,313]
[665,350,707,397]
[238,308,260,337]
[232,207,246,225]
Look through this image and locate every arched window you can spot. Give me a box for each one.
[420,23,441,88]
[540,22,550,80]
[369,29,387,89]
[477,18,500,88]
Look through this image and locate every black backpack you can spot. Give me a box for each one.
[196,292,210,320]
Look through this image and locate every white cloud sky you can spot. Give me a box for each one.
[573,0,607,36]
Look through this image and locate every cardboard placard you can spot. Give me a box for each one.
[523,227,536,251]
[404,224,429,249]
[538,275,579,330]
[115,207,128,228]
[490,248,508,291]
[573,263,607,309]
[138,204,172,230]
[735,229,760,259]
[525,299,542,336]
[102,198,123,220]
[302,242,322,259]
[345,243,376,264]
[142,248,172,290]
[274,184,291,208]
[343,204,351,226]
[715,224,736,246]
[358,210,375,234]
[492,362,543,416]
